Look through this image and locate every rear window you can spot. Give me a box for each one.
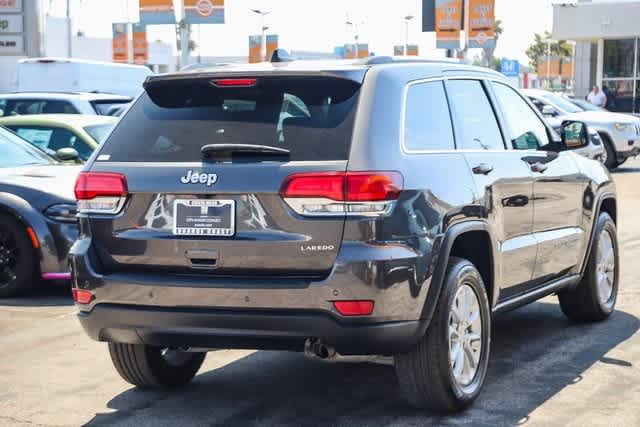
[2,100,78,116]
[99,76,361,162]
[91,100,132,115]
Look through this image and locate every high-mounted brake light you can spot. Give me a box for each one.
[211,78,257,87]
[280,171,402,217]
[74,172,128,214]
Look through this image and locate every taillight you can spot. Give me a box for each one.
[72,289,94,305]
[280,171,402,216]
[333,300,375,316]
[74,172,128,214]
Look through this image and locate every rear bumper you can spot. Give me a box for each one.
[78,303,426,355]
[70,236,434,355]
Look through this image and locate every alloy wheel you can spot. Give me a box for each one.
[448,284,483,387]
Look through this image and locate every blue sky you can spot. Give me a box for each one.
[45,0,555,63]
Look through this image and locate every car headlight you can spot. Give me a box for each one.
[615,123,631,132]
[44,204,78,223]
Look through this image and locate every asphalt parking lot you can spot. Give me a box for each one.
[1,160,640,427]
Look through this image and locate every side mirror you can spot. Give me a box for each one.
[561,120,589,149]
[541,105,556,117]
[55,147,80,162]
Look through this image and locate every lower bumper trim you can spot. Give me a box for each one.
[78,304,426,356]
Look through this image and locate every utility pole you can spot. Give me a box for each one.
[66,0,72,57]
[251,9,270,61]
[546,39,552,89]
[126,0,132,64]
[345,17,362,57]
[176,0,190,67]
[404,15,414,55]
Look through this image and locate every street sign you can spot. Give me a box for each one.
[0,0,22,13]
[467,0,496,49]
[500,59,520,77]
[132,23,149,64]
[112,23,128,63]
[435,0,462,49]
[0,14,22,33]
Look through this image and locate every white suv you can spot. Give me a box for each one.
[0,92,131,117]
[523,89,640,170]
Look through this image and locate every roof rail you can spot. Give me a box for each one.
[357,56,462,66]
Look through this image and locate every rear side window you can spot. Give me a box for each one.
[445,80,504,150]
[100,76,361,162]
[2,100,78,116]
[403,81,455,151]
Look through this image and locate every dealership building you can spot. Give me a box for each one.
[553,0,640,114]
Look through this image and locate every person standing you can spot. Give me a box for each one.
[587,85,607,107]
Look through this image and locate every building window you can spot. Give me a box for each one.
[603,39,636,79]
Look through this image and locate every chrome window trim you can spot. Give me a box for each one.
[399,74,515,155]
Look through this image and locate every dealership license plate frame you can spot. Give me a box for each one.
[173,199,236,236]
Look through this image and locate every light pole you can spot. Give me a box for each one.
[66,0,72,57]
[251,9,270,61]
[545,38,553,89]
[403,14,414,56]
[345,18,362,57]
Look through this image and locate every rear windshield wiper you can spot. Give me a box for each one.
[201,144,290,160]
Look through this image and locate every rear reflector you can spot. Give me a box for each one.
[74,172,128,214]
[211,78,257,87]
[72,289,94,304]
[280,171,402,216]
[333,300,375,316]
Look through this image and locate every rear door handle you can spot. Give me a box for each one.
[472,163,494,175]
[530,162,548,173]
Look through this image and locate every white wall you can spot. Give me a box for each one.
[554,1,640,40]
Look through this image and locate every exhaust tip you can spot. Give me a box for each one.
[304,338,336,360]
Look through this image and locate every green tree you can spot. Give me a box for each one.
[525,31,573,72]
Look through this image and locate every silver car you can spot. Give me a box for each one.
[523,88,640,170]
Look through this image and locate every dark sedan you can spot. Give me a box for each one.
[0,126,79,297]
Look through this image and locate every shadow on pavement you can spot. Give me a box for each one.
[0,283,73,307]
[85,301,639,427]
[612,165,640,174]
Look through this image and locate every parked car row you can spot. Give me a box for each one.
[523,88,640,170]
[0,56,623,413]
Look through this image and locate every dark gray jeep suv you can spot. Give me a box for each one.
[70,57,619,412]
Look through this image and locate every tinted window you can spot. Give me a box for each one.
[0,99,5,116]
[100,77,360,162]
[91,100,131,115]
[84,124,114,143]
[603,39,635,78]
[445,80,504,150]
[10,126,93,159]
[404,81,454,151]
[2,100,78,116]
[492,83,549,150]
[0,128,54,167]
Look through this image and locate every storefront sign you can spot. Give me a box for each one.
[132,23,148,65]
[500,59,519,77]
[266,34,278,61]
[435,0,462,50]
[0,14,22,33]
[467,0,496,49]
[112,23,128,63]
[0,34,22,54]
[248,35,261,63]
[357,43,369,58]
[184,0,224,24]
[140,0,224,25]
[0,0,22,13]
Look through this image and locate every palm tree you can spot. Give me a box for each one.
[482,19,503,67]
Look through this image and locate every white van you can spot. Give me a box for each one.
[16,58,152,98]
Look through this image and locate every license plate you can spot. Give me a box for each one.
[173,199,235,236]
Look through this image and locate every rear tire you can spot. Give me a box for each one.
[394,257,491,413]
[0,213,38,298]
[108,343,206,388]
[558,213,618,322]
